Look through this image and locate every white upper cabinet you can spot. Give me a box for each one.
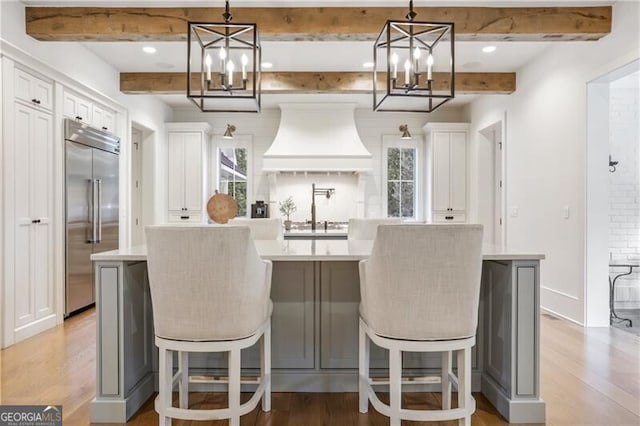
[92,104,116,133]
[13,67,53,111]
[166,123,212,223]
[63,89,117,134]
[424,123,469,223]
[63,90,93,123]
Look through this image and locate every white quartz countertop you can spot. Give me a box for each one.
[91,240,545,262]
[283,228,348,238]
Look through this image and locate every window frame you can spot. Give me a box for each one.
[382,134,423,221]
[213,134,253,218]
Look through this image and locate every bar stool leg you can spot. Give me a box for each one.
[178,351,189,409]
[389,348,402,426]
[229,348,241,426]
[158,347,173,426]
[359,323,370,413]
[261,322,272,412]
[457,347,472,426]
[441,350,452,410]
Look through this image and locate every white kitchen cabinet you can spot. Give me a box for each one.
[424,123,469,223]
[63,90,92,123]
[63,89,118,134]
[8,101,55,341]
[13,67,53,112]
[92,104,116,133]
[166,123,211,223]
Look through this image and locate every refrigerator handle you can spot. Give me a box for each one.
[96,179,102,243]
[87,179,95,243]
[89,179,98,243]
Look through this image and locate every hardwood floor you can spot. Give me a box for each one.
[1,310,638,425]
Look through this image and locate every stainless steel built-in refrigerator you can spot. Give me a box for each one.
[64,119,120,316]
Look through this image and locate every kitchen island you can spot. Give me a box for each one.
[90,239,545,423]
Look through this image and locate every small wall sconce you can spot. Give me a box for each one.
[223,124,236,139]
[609,155,618,173]
[399,124,412,139]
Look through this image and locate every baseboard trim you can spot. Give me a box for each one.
[540,307,584,327]
[481,374,546,423]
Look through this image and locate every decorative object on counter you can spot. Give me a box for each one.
[251,200,269,218]
[279,196,297,231]
[207,190,238,223]
[373,0,455,113]
[187,0,261,113]
[399,124,412,139]
[311,183,336,231]
[609,154,618,173]
[223,124,236,139]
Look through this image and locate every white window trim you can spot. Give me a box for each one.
[213,134,253,218]
[382,134,423,221]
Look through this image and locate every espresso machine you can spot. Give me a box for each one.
[251,201,269,218]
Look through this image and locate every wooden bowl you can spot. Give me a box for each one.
[207,191,238,224]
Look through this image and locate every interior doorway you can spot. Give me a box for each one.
[586,59,640,328]
[479,120,505,246]
[130,127,143,245]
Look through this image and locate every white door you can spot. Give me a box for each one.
[13,103,35,328]
[130,128,143,245]
[32,111,54,320]
[432,132,451,212]
[167,132,186,211]
[12,103,54,330]
[183,133,202,212]
[494,130,504,245]
[449,132,467,212]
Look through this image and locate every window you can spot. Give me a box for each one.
[383,136,421,220]
[216,136,252,218]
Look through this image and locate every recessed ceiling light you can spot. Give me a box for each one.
[363,62,374,69]
[261,62,273,69]
[482,46,496,53]
[142,46,157,54]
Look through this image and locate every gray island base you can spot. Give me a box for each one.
[90,240,545,424]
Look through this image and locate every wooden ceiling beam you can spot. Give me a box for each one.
[26,6,611,42]
[120,72,516,95]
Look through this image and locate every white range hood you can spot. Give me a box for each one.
[263,103,372,172]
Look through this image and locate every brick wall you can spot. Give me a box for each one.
[609,83,640,302]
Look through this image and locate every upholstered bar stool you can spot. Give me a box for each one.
[358,224,483,426]
[347,217,402,240]
[229,217,283,240]
[146,226,273,426]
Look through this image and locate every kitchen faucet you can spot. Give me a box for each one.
[311,183,335,231]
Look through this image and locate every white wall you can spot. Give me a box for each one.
[172,106,467,221]
[468,1,640,324]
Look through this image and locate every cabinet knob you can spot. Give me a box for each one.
[445,216,454,220]
[31,219,41,224]
[31,98,41,104]
[76,116,83,121]
[102,126,108,131]
[180,216,190,220]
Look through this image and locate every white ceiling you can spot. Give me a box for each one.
[22,0,612,110]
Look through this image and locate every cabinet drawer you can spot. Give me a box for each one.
[168,213,203,223]
[432,212,466,223]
